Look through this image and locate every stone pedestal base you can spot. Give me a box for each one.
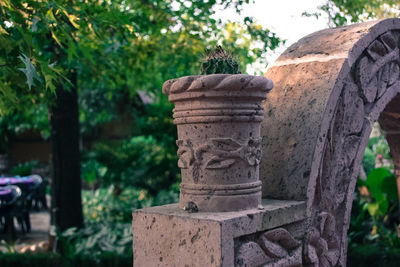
[132,199,306,267]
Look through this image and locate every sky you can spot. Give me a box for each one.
[215,0,330,71]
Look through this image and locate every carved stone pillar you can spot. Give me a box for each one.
[162,74,273,212]
[132,74,309,267]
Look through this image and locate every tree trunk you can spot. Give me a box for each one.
[50,71,84,231]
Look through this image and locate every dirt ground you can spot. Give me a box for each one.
[0,207,50,253]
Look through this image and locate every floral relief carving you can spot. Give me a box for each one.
[307,30,400,266]
[355,31,400,103]
[235,228,302,267]
[176,137,262,170]
[304,212,339,267]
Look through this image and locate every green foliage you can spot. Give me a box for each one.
[17,53,42,90]
[0,240,15,254]
[1,0,282,122]
[89,135,180,195]
[61,222,132,262]
[0,252,63,267]
[81,184,177,224]
[350,128,399,255]
[82,186,150,224]
[80,155,107,189]
[0,0,283,167]
[0,115,11,153]
[60,184,178,261]
[348,244,400,267]
[134,97,176,146]
[368,135,391,160]
[309,0,400,27]
[10,160,39,176]
[363,167,398,218]
[201,45,241,74]
[349,176,399,250]
[362,147,376,175]
[0,250,132,267]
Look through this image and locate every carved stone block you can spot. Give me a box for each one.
[132,199,306,266]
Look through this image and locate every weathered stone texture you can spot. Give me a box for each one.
[133,18,400,267]
[261,18,400,266]
[132,199,306,267]
[132,212,222,266]
[163,74,273,212]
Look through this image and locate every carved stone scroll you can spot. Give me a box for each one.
[235,228,302,267]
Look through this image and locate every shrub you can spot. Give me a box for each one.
[60,222,133,262]
[348,245,400,267]
[0,251,132,267]
[82,186,150,223]
[10,160,40,176]
[88,135,179,195]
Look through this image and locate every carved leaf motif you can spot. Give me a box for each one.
[356,32,400,104]
[177,137,262,171]
[262,228,299,249]
[194,144,211,162]
[259,236,288,258]
[380,32,397,50]
[235,241,271,267]
[176,140,194,169]
[306,244,319,265]
[367,39,387,59]
[205,156,236,169]
[309,30,400,267]
[389,63,399,86]
[245,138,262,166]
[325,250,340,265]
[304,213,339,266]
[211,138,242,151]
[319,212,336,239]
[235,228,301,267]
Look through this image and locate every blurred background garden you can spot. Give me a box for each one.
[0,0,399,266]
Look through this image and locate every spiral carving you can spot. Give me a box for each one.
[235,228,302,267]
[162,74,273,96]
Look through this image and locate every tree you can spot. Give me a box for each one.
[1,0,282,231]
[304,0,400,27]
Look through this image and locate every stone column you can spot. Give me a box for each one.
[162,74,273,212]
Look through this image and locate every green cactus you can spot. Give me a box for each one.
[201,45,241,75]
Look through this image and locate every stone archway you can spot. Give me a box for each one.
[261,19,400,266]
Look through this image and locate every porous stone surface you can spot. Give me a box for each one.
[261,18,400,266]
[162,74,273,212]
[132,199,306,267]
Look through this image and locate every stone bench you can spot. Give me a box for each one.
[133,18,400,267]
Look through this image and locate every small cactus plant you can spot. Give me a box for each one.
[201,45,241,75]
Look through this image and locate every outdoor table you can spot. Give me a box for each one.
[0,176,36,192]
[0,187,12,203]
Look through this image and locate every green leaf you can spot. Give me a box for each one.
[365,167,392,200]
[381,175,398,202]
[18,54,42,90]
[67,39,77,63]
[40,62,57,92]
[366,202,379,217]
[0,24,8,35]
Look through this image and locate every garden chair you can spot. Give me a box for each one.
[0,185,22,240]
[31,177,48,210]
[16,175,43,233]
